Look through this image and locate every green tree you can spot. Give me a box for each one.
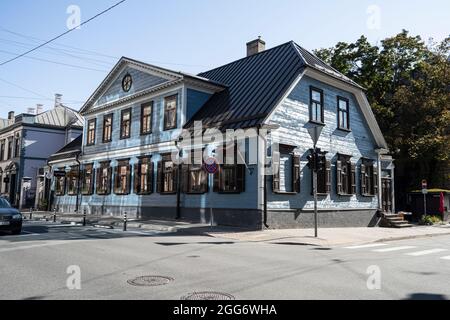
[314,30,450,207]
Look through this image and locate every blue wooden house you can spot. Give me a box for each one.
[50,39,394,229]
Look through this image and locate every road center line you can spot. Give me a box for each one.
[373,246,416,253]
[406,249,447,256]
[345,243,388,249]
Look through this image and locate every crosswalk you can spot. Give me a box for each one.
[344,243,449,260]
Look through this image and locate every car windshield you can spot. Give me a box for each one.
[0,198,12,208]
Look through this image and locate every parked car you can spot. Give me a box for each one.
[0,197,22,235]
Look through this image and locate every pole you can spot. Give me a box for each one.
[29,207,33,220]
[53,207,57,223]
[83,208,87,227]
[313,164,318,238]
[424,194,427,217]
[123,212,127,232]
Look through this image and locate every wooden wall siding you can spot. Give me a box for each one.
[267,75,379,210]
[186,89,212,121]
[83,89,183,155]
[94,67,169,107]
[55,152,259,212]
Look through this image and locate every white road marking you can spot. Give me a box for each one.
[406,249,447,257]
[345,243,388,249]
[439,256,450,260]
[0,240,88,253]
[373,246,416,253]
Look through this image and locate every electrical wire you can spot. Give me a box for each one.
[0,0,126,67]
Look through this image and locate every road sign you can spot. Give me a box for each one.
[422,189,428,195]
[204,157,219,175]
[53,170,66,177]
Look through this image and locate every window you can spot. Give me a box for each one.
[361,159,378,196]
[55,169,66,196]
[114,160,131,195]
[0,140,4,161]
[81,164,95,195]
[141,102,153,135]
[87,119,96,145]
[164,95,177,130]
[157,154,178,194]
[183,151,208,194]
[272,145,300,194]
[120,108,132,139]
[309,150,331,195]
[337,97,350,130]
[14,135,20,157]
[96,162,112,195]
[103,114,113,143]
[67,166,79,196]
[7,137,13,160]
[213,146,245,193]
[337,154,355,195]
[134,157,153,195]
[310,87,324,123]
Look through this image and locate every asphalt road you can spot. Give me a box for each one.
[1,221,449,300]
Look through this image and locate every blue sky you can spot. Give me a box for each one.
[0,0,448,118]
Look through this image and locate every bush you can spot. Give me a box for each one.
[419,215,442,226]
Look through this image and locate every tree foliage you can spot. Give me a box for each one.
[314,30,450,197]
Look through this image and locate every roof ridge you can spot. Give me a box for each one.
[198,41,295,77]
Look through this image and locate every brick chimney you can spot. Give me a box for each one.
[8,111,14,120]
[36,104,44,114]
[54,93,62,108]
[247,37,266,57]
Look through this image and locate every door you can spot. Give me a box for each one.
[381,178,392,213]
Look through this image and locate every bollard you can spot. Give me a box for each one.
[29,207,33,220]
[53,208,57,223]
[123,212,127,232]
[83,208,87,227]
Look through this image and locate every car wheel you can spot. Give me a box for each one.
[11,228,22,235]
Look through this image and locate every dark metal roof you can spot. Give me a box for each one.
[48,135,82,162]
[185,41,362,130]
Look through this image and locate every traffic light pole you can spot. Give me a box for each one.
[313,163,318,238]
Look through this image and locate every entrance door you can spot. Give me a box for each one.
[381,178,392,213]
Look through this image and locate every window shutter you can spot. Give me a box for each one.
[201,169,209,193]
[373,167,379,196]
[213,165,221,193]
[237,164,246,193]
[336,160,343,195]
[148,161,154,194]
[156,161,162,193]
[107,167,112,194]
[96,168,101,194]
[182,165,189,193]
[134,164,140,194]
[272,151,280,193]
[293,155,301,193]
[88,168,93,195]
[114,166,119,194]
[351,163,356,194]
[126,165,132,194]
[360,164,366,195]
[325,160,331,194]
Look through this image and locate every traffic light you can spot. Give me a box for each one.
[307,151,315,170]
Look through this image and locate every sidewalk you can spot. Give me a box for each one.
[21,211,208,232]
[205,225,450,247]
[22,210,450,246]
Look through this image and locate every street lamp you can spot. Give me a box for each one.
[307,125,323,238]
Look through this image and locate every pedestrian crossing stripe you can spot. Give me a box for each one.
[344,243,388,249]
[373,246,416,253]
[440,256,450,260]
[405,249,447,256]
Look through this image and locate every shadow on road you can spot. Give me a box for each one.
[404,293,448,300]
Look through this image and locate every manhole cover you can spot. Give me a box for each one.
[182,292,235,300]
[127,276,174,287]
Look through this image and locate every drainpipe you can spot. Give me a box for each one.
[175,138,183,220]
[46,163,53,212]
[75,153,81,213]
[257,125,270,229]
